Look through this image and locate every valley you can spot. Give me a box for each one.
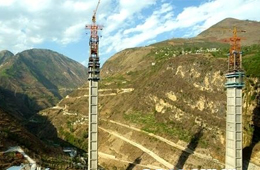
[0,18,260,170]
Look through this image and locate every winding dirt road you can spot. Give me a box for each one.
[99,152,164,169]
[99,127,173,169]
[101,119,222,165]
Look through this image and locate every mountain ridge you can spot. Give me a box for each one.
[0,48,88,118]
[197,18,260,45]
[0,50,14,65]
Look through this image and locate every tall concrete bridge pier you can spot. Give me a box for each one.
[225,51,244,170]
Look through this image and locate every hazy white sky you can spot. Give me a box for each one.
[0,0,260,65]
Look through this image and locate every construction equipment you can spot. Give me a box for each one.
[85,0,103,170]
[86,0,103,78]
[218,26,246,72]
[92,0,100,23]
[228,27,246,72]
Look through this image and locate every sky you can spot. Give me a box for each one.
[0,0,260,66]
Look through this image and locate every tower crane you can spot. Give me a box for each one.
[209,26,246,71]
[223,26,246,72]
[201,26,246,71]
[86,0,103,74]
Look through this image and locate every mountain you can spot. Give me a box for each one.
[37,18,260,169]
[0,48,90,169]
[151,18,260,49]
[197,18,260,45]
[0,50,14,64]
[0,49,88,118]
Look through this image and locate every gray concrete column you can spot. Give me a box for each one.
[225,72,244,170]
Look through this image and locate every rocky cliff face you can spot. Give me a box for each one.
[243,78,260,166]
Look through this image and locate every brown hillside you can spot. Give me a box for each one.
[197,18,260,45]
[38,18,260,169]
[0,49,88,119]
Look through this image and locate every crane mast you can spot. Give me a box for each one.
[85,0,103,170]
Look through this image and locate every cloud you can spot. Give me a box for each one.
[108,3,173,51]
[100,2,176,54]
[63,1,93,12]
[0,0,158,54]
[61,23,84,44]
[0,0,15,6]
[0,0,260,65]
[174,0,260,34]
[21,0,52,12]
[101,0,157,35]
[0,0,97,53]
